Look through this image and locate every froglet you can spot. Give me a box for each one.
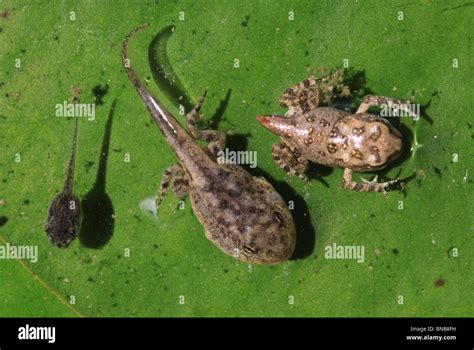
[257,73,409,193]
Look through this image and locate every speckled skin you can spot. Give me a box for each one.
[260,107,403,172]
[122,24,295,264]
[257,75,405,193]
[45,116,81,248]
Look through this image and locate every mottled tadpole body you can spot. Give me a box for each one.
[122,24,296,264]
[45,116,81,248]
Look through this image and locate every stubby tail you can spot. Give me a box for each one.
[64,114,78,193]
[256,115,297,137]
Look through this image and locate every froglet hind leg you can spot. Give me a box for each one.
[279,76,321,116]
[342,168,399,194]
[356,94,414,116]
[279,69,346,116]
[156,164,189,209]
[272,142,308,180]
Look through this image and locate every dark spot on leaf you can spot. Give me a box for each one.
[84,161,94,171]
[433,167,442,179]
[23,199,30,205]
[0,216,8,226]
[435,278,445,287]
[392,248,399,256]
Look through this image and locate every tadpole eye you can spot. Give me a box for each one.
[273,210,285,227]
[243,245,257,255]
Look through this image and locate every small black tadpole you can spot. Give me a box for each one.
[45,113,81,248]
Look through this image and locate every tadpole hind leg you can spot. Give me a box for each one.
[156,164,190,209]
[186,90,226,157]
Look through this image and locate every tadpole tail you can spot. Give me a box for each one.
[121,24,215,178]
[64,114,78,193]
[121,24,191,149]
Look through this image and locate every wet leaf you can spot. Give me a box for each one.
[0,0,472,316]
